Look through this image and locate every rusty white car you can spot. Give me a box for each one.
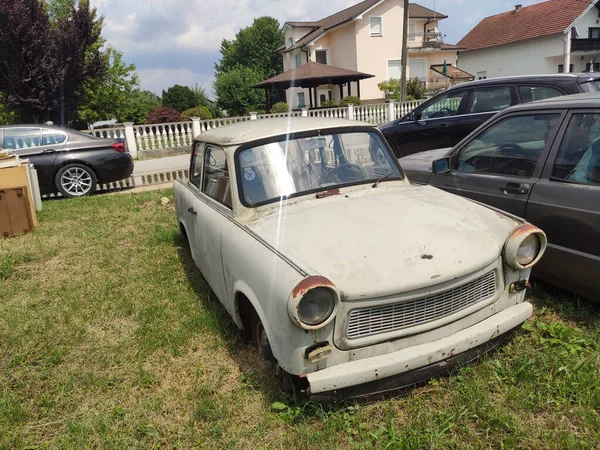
[173,117,547,397]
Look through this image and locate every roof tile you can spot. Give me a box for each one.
[458,0,594,52]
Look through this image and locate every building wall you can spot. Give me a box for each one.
[458,35,566,79]
[573,5,600,37]
[355,0,405,99]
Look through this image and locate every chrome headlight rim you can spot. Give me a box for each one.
[504,223,547,270]
[288,276,339,330]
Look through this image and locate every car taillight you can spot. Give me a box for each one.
[112,142,126,153]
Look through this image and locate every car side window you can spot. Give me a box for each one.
[41,129,67,145]
[551,113,600,186]
[456,113,561,178]
[518,86,563,103]
[2,128,41,150]
[468,86,512,114]
[418,90,467,119]
[202,145,232,208]
[189,142,204,188]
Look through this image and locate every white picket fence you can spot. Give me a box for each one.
[82,100,424,158]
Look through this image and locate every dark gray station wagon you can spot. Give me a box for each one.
[399,93,600,302]
[381,73,600,158]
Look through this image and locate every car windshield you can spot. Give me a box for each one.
[236,131,402,206]
[579,80,600,92]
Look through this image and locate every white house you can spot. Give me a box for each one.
[458,0,600,79]
[264,0,468,109]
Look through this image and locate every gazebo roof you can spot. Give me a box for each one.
[255,62,374,89]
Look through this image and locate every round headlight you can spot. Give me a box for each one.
[297,287,335,326]
[516,233,541,266]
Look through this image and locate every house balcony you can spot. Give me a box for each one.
[407,32,443,50]
[571,38,600,53]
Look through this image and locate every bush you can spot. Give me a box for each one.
[146,107,182,124]
[269,102,289,114]
[340,95,362,106]
[181,106,212,121]
[406,77,427,100]
[378,78,402,101]
[320,100,334,107]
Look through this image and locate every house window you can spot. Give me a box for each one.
[589,27,600,39]
[387,59,402,80]
[294,53,302,68]
[315,50,328,65]
[297,92,306,108]
[585,62,600,72]
[287,37,294,48]
[370,17,383,37]
[476,71,487,80]
[408,21,417,40]
[558,64,574,73]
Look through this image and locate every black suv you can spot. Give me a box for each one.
[380,73,600,157]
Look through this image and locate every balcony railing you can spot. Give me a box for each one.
[571,38,600,52]
[407,32,443,49]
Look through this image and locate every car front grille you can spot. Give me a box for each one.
[346,271,497,339]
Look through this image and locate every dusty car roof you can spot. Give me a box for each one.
[196,117,375,146]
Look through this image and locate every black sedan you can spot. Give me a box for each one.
[398,92,600,302]
[0,124,134,197]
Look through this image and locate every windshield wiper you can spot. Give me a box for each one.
[372,171,394,188]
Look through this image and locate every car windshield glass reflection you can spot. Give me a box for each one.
[237,131,402,206]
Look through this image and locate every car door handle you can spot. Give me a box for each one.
[437,123,448,129]
[187,206,198,215]
[499,183,530,194]
[42,149,56,153]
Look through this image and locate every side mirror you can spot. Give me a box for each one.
[406,111,415,121]
[432,156,452,174]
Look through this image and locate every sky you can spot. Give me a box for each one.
[88,0,545,99]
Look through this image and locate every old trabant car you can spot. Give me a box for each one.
[174,117,547,397]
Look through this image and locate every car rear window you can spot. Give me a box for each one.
[518,86,563,103]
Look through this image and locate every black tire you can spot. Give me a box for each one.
[55,164,97,198]
[251,311,274,362]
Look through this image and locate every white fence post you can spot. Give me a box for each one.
[387,100,395,122]
[123,122,138,159]
[250,112,258,120]
[191,117,202,138]
[347,104,355,121]
[301,107,308,117]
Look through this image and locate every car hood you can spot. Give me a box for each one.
[245,183,518,300]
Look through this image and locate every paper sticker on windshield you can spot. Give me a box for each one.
[241,149,253,163]
[244,168,256,181]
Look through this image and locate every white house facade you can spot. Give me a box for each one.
[458,0,600,80]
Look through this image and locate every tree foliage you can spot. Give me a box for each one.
[269,102,289,114]
[0,0,106,124]
[214,17,284,115]
[181,106,212,121]
[126,89,161,125]
[76,47,139,126]
[162,84,205,112]
[146,106,181,124]
[214,67,265,116]
[215,16,284,80]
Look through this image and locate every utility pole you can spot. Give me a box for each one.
[400,0,409,101]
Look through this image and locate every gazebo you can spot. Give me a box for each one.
[255,62,374,109]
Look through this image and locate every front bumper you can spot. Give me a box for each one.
[304,302,532,396]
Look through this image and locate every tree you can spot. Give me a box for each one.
[162,84,201,112]
[0,0,106,124]
[126,89,161,125]
[0,94,17,125]
[181,106,212,121]
[214,17,284,80]
[146,107,181,124]
[214,17,284,115]
[214,67,265,116]
[75,47,139,126]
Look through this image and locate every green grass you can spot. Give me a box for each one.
[1,190,599,448]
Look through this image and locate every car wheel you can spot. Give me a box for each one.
[55,164,97,198]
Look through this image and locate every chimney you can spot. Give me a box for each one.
[514,4,522,13]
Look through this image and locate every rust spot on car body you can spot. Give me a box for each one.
[316,189,341,198]
[510,223,542,239]
[291,275,336,299]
